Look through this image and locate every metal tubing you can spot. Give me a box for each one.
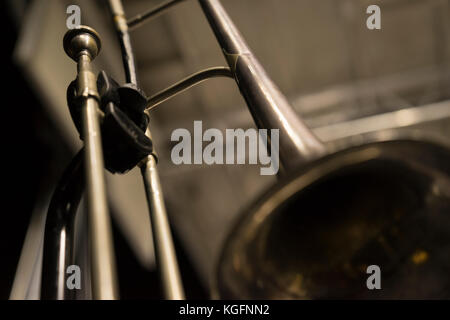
[127,0,187,30]
[198,0,326,171]
[64,26,119,299]
[82,96,119,300]
[109,0,185,299]
[41,151,84,300]
[109,0,138,84]
[140,154,185,300]
[146,67,232,110]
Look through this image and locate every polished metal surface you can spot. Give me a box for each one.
[63,26,101,62]
[140,154,185,300]
[199,0,326,171]
[64,26,119,300]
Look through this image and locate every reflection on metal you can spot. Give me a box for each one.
[63,26,119,300]
[127,0,187,30]
[146,67,233,111]
[199,0,326,171]
[41,152,83,300]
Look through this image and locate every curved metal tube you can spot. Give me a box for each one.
[146,67,232,111]
[199,0,326,171]
[41,151,84,300]
[127,0,187,30]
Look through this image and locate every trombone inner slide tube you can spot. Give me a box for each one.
[63,26,119,300]
[198,0,326,171]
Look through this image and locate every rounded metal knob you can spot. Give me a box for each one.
[63,26,102,61]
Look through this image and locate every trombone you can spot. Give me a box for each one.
[40,0,450,299]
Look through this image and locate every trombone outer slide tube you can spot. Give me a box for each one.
[79,54,119,300]
[198,0,326,171]
[140,154,185,300]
